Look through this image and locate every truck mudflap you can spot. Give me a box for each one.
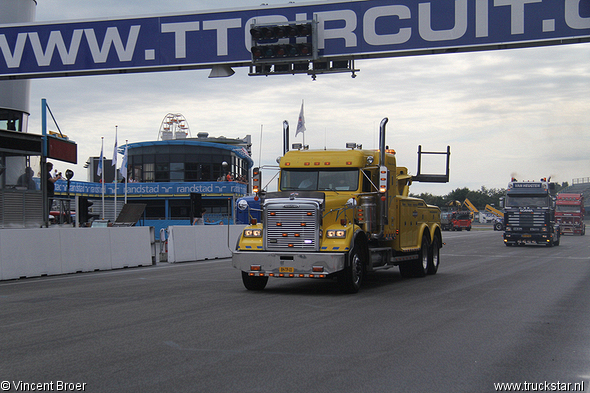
[232,250,346,278]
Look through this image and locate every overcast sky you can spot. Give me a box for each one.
[25,0,590,195]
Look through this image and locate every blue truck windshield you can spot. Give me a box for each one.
[281,169,359,191]
[506,195,550,207]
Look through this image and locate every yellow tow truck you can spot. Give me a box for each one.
[232,118,450,293]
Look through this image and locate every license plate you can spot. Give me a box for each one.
[523,234,531,238]
[279,267,294,273]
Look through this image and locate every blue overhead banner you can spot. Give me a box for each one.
[0,0,589,79]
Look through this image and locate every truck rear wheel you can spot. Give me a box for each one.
[399,234,429,278]
[338,244,365,294]
[241,272,268,291]
[414,234,429,277]
[427,236,440,275]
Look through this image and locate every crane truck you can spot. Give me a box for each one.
[555,193,585,235]
[232,118,450,293]
[501,178,560,247]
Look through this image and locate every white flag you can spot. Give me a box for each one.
[97,142,103,177]
[112,128,118,167]
[296,100,306,136]
[120,144,128,179]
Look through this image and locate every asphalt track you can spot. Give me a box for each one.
[1,229,589,392]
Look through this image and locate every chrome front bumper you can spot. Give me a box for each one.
[232,250,346,276]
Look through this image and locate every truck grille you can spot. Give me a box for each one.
[265,203,319,251]
[506,211,546,227]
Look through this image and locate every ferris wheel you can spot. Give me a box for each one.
[158,113,191,140]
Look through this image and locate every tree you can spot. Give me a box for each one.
[410,186,506,210]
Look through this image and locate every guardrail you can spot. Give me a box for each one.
[167,225,245,263]
[0,226,155,280]
[572,177,590,185]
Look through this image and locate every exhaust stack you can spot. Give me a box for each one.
[283,120,290,155]
[379,118,388,165]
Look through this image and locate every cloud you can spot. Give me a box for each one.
[26,1,590,195]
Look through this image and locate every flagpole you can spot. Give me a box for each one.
[113,126,118,222]
[302,100,305,147]
[101,137,105,220]
[124,139,128,204]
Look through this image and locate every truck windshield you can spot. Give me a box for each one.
[556,205,581,213]
[281,169,359,191]
[506,195,550,207]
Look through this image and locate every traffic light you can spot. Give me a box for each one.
[250,20,317,64]
[252,167,261,194]
[79,197,94,225]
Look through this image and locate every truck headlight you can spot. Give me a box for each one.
[326,229,346,238]
[244,229,262,238]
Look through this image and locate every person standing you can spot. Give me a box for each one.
[46,162,62,210]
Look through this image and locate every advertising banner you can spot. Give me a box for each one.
[0,0,589,79]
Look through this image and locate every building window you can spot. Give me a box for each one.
[144,163,155,182]
[170,199,191,219]
[170,163,184,182]
[0,109,27,132]
[185,162,199,181]
[155,163,169,182]
[200,164,211,181]
[144,200,165,219]
[131,165,142,182]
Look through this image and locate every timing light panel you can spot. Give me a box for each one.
[250,19,319,64]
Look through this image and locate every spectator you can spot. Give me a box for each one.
[17,167,36,190]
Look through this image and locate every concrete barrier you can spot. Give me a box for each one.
[0,227,155,281]
[167,225,245,263]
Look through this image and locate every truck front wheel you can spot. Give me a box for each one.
[338,244,365,294]
[241,272,268,291]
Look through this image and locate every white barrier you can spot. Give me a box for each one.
[0,227,155,281]
[167,225,245,263]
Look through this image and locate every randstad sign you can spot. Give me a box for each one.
[50,180,248,197]
[0,0,588,79]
